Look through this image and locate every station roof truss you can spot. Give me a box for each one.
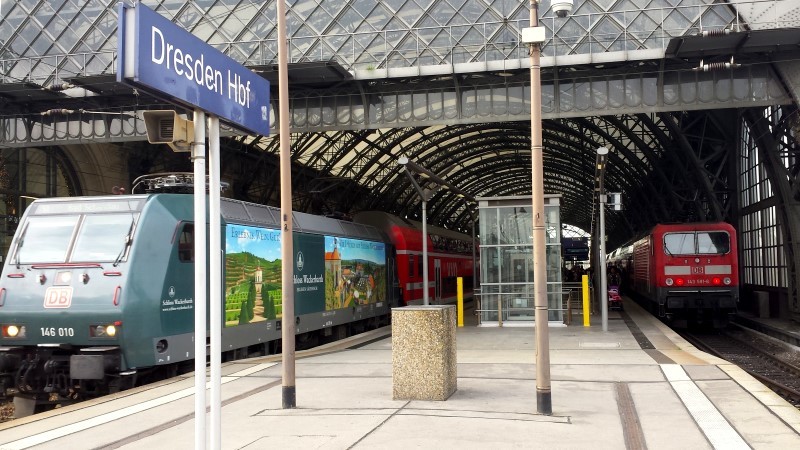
[0,69,768,248]
[213,106,742,246]
[0,2,796,248]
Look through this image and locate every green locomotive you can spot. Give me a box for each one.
[0,183,395,414]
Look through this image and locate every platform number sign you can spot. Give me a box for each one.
[44,286,73,308]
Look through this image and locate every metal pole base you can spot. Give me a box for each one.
[282,386,296,409]
[537,390,552,416]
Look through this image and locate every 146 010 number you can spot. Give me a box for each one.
[40,327,74,337]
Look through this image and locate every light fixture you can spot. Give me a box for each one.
[397,156,476,305]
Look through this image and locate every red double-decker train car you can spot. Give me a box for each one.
[354,212,476,305]
[609,222,739,328]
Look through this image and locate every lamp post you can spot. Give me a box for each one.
[596,146,609,332]
[398,156,476,306]
[398,156,432,305]
[523,0,572,416]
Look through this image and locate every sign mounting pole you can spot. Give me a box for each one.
[209,115,222,450]
[118,3,270,447]
[192,110,207,450]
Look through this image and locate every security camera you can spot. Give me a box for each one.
[551,0,573,18]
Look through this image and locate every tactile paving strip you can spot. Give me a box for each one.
[661,364,750,450]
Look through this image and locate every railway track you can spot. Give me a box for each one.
[680,326,800,407]
[1,325,393,424]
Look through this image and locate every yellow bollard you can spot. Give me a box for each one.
[582,274,590,326]
[457,277,464,327]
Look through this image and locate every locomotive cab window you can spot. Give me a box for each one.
[73,214,138,262]
[14,215,79,263]
[697,232,730,254]
[178,223,194,262]
[14,213,139,263]
[663,231,730,256]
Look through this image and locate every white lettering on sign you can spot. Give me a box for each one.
[151,26,224,96]
[227,71,251,107]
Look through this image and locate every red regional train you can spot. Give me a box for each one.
[354,212,476,305]
[608,222,739,328]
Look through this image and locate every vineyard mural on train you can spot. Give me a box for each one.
[224,225,283,327]
[224,225,387,328]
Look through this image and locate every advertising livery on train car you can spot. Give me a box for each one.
[0,189,394,414]
[0,173,475,416]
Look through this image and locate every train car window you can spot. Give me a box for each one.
[663,233,695,255]
[418,253,423,277]
[16,215,79,263]
[697,232,730,254]
[73,214,139,262]
[409,254,414,277]
[178,224,194,262]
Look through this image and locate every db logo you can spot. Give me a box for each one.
[44,287,73,308]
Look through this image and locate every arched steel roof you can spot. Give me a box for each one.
[212,107,742,250]
[0,0,792,253]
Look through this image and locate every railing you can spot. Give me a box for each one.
[474,283,593,326]
[562,282,593,325]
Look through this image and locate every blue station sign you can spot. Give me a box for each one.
[118,4,270,136]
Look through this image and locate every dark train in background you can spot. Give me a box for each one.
[0,175,474,415]
[607,222,739,328]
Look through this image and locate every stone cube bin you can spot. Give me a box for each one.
[392,305,457,401]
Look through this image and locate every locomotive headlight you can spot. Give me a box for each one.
[675,278,686,286]
[91,322,121,338]
[724,277,732,285]
[2,324,25,338]
[712,277,722,286]
[665,278,674,286]
[56,271,72,284]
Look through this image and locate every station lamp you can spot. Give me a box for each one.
[398,156,475,306]
[522,0,573,416]
[596,146,610,333]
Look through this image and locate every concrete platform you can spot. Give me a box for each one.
[1,299,799,449]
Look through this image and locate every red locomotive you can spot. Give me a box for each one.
[354,212,476,305]
[609,222,739,328]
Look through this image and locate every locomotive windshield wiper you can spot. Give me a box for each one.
[12,237,23,269]
[12,222,30,269]
[113,219,136,267]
